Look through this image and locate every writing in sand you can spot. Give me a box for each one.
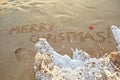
[9,22,112,43]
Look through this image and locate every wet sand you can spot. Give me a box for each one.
[0,0,120,80]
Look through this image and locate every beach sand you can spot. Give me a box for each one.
[0,0,120,80]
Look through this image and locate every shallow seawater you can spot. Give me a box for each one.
[34,38,120,80]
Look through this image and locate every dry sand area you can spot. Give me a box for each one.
[0,0,120,80]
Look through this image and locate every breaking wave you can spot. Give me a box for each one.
[33,25,120,80]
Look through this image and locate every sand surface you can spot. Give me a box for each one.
[0,0,120,80]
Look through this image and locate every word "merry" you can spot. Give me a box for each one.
[9,22,55,34]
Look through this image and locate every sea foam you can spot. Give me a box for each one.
[34,25,120,80]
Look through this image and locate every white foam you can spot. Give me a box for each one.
[111,25,120,52]
[34,34,120,80]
